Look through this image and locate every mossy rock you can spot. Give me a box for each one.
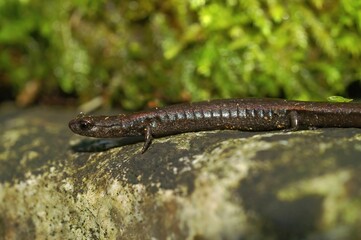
[1,106,361,239]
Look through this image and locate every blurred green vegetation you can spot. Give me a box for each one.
[0,0,361,109]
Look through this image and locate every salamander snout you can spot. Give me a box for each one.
[68,117,95,136]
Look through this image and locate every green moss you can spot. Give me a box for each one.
[1,1,361,108]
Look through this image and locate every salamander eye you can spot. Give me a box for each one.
[78,120,93,131]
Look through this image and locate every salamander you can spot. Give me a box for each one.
[68,98,361,153]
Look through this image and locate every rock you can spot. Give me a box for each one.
[1,106,361,239]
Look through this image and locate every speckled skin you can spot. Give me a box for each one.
[69,98,361,152]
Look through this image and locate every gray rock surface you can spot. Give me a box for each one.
[1,105,361,239]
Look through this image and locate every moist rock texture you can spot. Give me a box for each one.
[1,106,361,240]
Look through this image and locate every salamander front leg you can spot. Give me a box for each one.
[141,125,153,153]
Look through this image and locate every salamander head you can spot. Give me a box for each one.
[68,113,131,138]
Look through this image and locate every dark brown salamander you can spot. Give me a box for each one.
[68,98,361,153]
